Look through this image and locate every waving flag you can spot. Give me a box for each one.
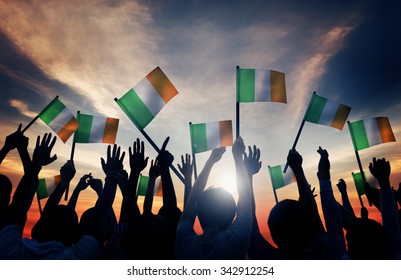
[74,113,119,144]
[304,94,351,130]
[348,117,396,151]
[37,175,61,200]
[38,97,79,143]
[190,120,233,154]
[116,66,179,130]
[236,68,286,103]
[137,175,162,197]
[268,164,296,190]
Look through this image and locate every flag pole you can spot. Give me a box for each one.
[189,122,198,179]
[139,128,185,184]
[236,66,240,139]
[22,95,60,133]
[351,172,365,208]
[64,110,79,201]
[37,195,43,215]
[283,91,316,173]
[268,166,279,204]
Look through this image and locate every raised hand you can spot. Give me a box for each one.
[60,160,76,182]
[101,144,125,179]
[129,138,148,174]
[369,157,391,185]
[76,173,92,191]
[157,137,174,168]
[287,149,303,171]
[150,159,161,179]
[178,153,193,180]
[89,178,103,197]
[244,145,262,176]
[4,124,24,151]
[317,146,330,181]
[232,136,244,159]
[336,179,347,194]
[32,133,57,167]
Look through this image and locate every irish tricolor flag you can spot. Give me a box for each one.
[190,120,233,154]
[38,97,79,143]
[352,171,377,197]
[304,94,351,130]
[116,67,179,130]
[268,164,296,190]
[236,68,287,103]
[74,113,119,144]
[37,175,61,200]
[348,117,396,151]
[137,175,162,197]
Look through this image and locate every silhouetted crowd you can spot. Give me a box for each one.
[1,125,400,259]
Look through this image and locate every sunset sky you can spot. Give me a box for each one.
[0,0,400,242]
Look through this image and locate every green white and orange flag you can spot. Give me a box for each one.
[74,113,119,144]
[190,120,233,154]
[348,117,396,151]
[116,66,179,130]
[268,164,296,190]
[137,175,162,197]
[37,175,61,200]
[236,68,287,103]
[38,97,79,143]
[303,94,351,130]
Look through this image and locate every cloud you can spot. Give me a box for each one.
[8,99,37,118]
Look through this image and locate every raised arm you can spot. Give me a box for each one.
[178,153,193,210]
[369,157,401,256]
[119,138,148,223]
[317,147,346,259]
[143,159,160,216]
[336,179,356,217]
[67,173,92,211]
[179,147,226,225]
[287,149,325,234]
[5,133,57,230]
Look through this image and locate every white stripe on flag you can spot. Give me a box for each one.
[153,177,162,195]
[45,177,57,195]
[133,77,165,117]
[282,165,295,186]
[364,118,382,147]
[318,99,338,126]
[206,122,220,151]
[47,107,73,133]
[89,116,107,143]
[255,69,270,102]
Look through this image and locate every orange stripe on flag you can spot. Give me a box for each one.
[57,117,79,143]
[219,120,233,147]
[156,181,163,197]
[102,118,119,144]
[54,175,61,186]
[376,117,396,143]
[146,67,178,103]
[270,71,287,103]
[331,104,351,130]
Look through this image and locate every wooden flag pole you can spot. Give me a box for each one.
[189,122,198,180]
[22,95,60,133]
[236,66,240,139]
[64,110,79,201]
[268,166,279,204]
[283,92,316,173]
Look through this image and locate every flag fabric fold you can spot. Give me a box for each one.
[304,94,351,130]
[348,117,396,151]
[74,113,119,144]
[268,164,296,190]
[190,120,233,154]
[116,66,179,130]
[37,175,61,200]
[236,68,286,103]
[38,97,79,143]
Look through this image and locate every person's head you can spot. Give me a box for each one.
[0,174,12,207]
[346,218,390,259]
[79,207,116,242]
[197,187,236,231]
[32,205,78,247]
[268,199,314,252]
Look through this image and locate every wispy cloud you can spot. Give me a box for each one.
[8,99,37,118]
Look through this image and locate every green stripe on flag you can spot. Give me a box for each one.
[190,123,208,153]
[74,114,93,143]
[37,178,48,199]
[237,69,255,102]
[137,175,149,196]
[38,98,65,125]
[349,120,369,150]
[269,165,285,190]
[116,89,154,130]
[304,95,327,123]
[352,172,366,196]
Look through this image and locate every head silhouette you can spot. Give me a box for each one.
[197,187,236,231]
[346,218,390,259]
[32,205,78,247]
[0,174,12,207]
[268,199,314,252]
